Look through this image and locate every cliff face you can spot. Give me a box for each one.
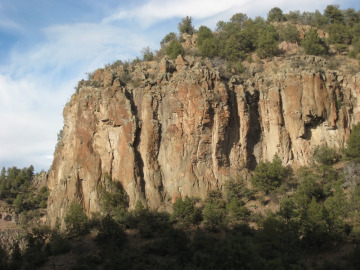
[47,55,360,226]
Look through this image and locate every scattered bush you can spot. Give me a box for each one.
[278,24,300,43]
[348,50,358,58]
[141,46,154,61]
[324,5,344,24]
[136,210,171,238]
[327,23,351,44]
[223,35,246,61]
[99,174,129,219]
[64,202,90,236]
[196,26,219,58]
[344,123,360,160]
[119,71,132,86]
[171,196,201,226]
[198,37,218,58]
[256,25,280,58]
[160,32,177,46]
[226,198,250,225]
[47,232,72,255]
[313,145,341,165]
[166,40,185,59]
[202,191,226,230]
[267,7,286,22]
[196,26,214,46]
[251,154,289,194]
[95,215,127,248]
[301,29,329,55]
[178,16,195,35]
[333,43,348,53]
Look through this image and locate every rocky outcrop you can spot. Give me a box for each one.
[47,55,360,227]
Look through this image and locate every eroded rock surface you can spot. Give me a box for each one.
[47,56,360,227]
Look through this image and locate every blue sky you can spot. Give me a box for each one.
[1,0,359,172]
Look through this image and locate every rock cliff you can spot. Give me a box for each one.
[47,55,360,226]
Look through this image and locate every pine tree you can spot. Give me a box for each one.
[345,123,360,160]
[64,202,89,236]
[301,29,328,55]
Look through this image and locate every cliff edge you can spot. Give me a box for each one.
[47,54,360,227]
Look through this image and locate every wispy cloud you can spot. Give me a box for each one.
[103,0,244,26]
[0,18,21,31]
[0,17,155,170]
[0,74,65,169]
[103,0,338,28]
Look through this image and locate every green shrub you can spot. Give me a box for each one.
[47,232,71,255]
[285,10,301,23]
[267,7,286,22]
[202,191,226,230]
[64,202,89,236]
[226,198,250,225]
[196,26,218,58]
[301,29,329,55]
[293,167,323,209]
[256,25,279,58]
[223,35,246,61]
[160,32,177,46]
[56,129,63,148]
[251,154,289,194]
[22,226,51,268]
[196,26,213,46]
[171,196,201,226]
[13,194,24,213]
[119,71,131,86]
[278,24,300,43]
[344,123,360,160]
[234,61,245,73]
[333,43,348,53]
[166,40,185,59]
[99,175,129,219]
[198,37,218,58]
[324,5,344,24]
[327,23,351,44]
[141,46,154,61]
[313,145,340,165]
[224,178,252,202]
[136,210,171,238]
[178,16,194,35]
[277,198,296,224]
[96,215,127,248]
[348,50,358,58]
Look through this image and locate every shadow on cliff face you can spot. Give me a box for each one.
[225,89,240,166]
[301,115,326,140]
[125,90,146,199]
[246,90,261,170]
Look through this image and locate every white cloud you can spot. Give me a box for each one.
[0,18,155,170]
[0,74,65,170]
[103,0,336,28]
[0,18,21,31]
[6,22,151,79]
[103,0,243,26]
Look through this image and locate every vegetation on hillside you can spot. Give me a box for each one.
[1,5,360,270]
[83,4,360,92]
[0,166,48,214]
[154,4,360,64]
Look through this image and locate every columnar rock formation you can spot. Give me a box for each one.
[47,55,360,226]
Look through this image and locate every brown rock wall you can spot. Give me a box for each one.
[47,56,360,227]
